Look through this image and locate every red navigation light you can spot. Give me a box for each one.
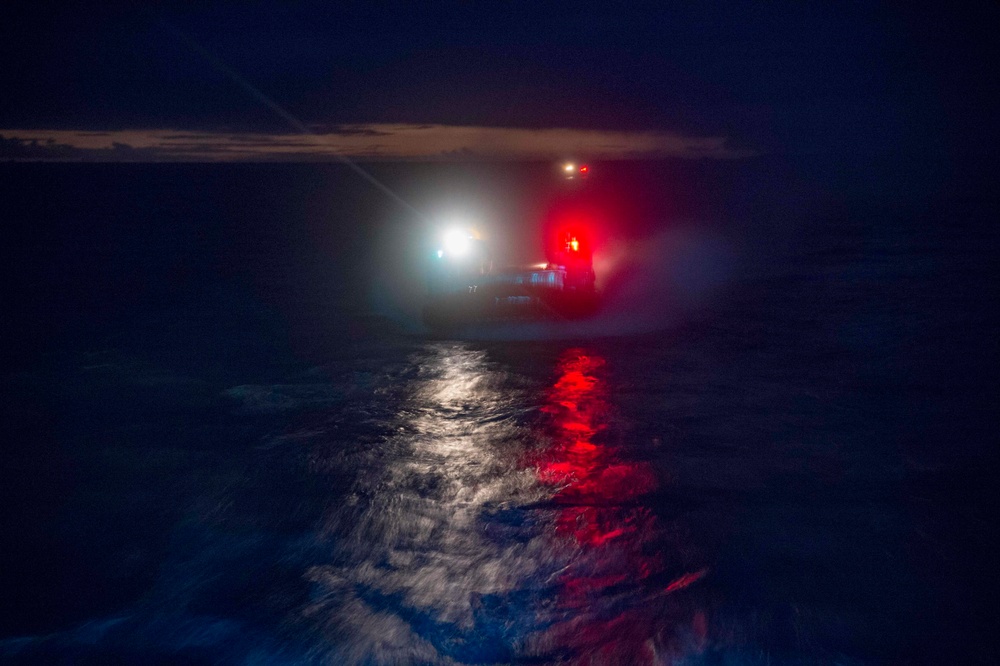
[579,165,588,174]
[546,220,596,264]
[556,229,589,257]
[562,232,582,253]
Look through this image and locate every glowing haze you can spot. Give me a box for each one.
[0,124,752,162]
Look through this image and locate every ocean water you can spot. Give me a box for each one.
[1,160,995,664]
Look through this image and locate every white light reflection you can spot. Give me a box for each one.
[303,344,706,663]
[306,343,555,663]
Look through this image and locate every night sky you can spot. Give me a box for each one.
[2,3,997,161]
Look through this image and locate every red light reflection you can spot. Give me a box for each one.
[531,350,707,662]
[537,352,654,541]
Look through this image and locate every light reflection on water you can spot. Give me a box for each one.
[306,343,706,664]
[530,350,708,663]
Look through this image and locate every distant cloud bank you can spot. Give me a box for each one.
[1,125,754,162]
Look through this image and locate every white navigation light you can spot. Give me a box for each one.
[563,162,576,173]
[443,228,472,257]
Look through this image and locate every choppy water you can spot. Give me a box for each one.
[1,162,995,663]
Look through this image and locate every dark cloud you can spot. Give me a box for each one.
[0,134,160,161]
[0,125,754,162]
[317,126,392,137]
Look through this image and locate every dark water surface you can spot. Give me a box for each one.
[1,161,995,663]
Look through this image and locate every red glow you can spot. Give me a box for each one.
[543,201,600,263]
[579,164,589,173]
[549,229,590,262]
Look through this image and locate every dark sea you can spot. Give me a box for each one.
[1,158,996,664]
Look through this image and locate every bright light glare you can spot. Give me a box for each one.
[563,162,575,173]
[443,228,472,256]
